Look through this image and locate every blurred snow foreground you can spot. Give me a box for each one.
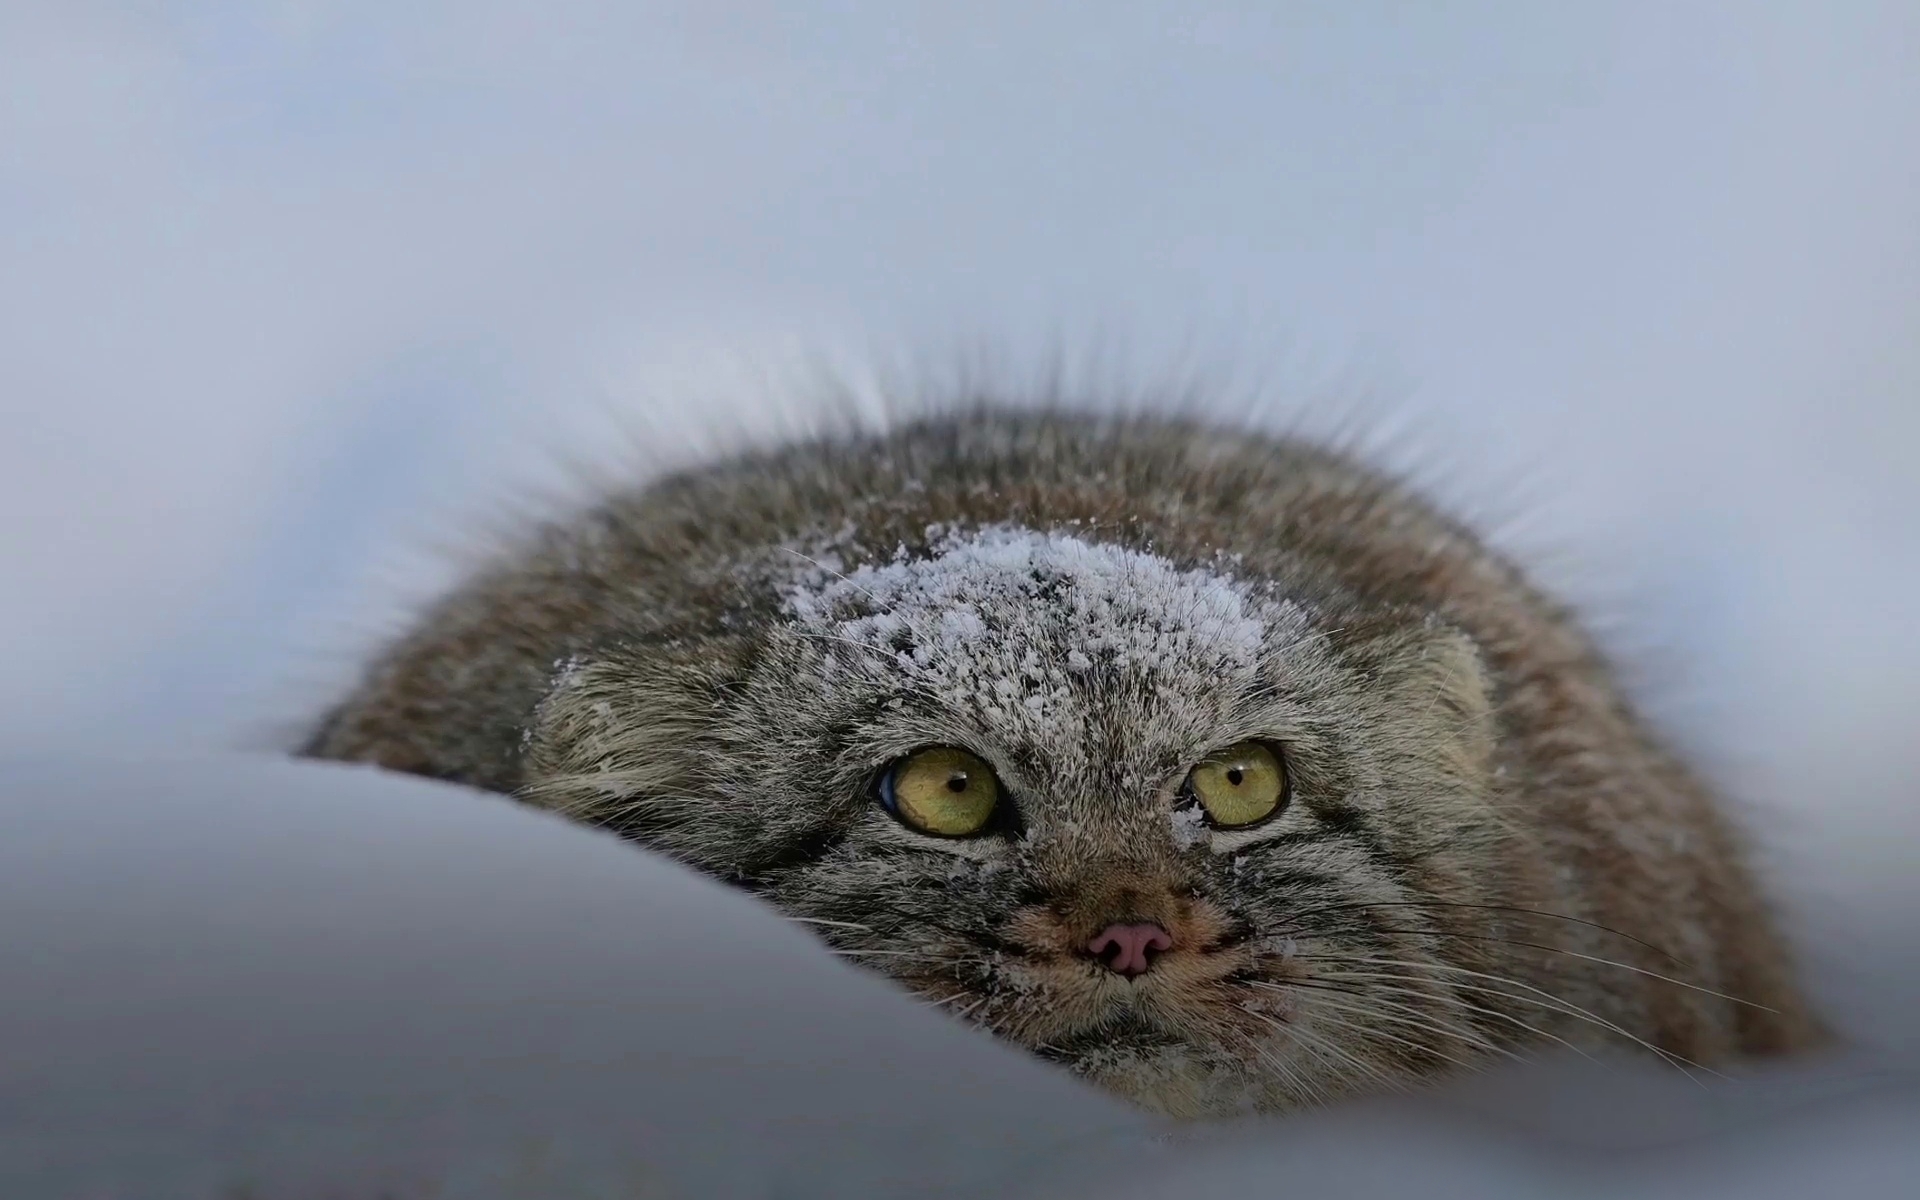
[2,758,1914,1199]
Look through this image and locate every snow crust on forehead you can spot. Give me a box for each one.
[781,527,1267,718]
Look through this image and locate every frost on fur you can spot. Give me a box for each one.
[782,526,1269,732]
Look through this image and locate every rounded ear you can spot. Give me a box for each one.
[1335,619,1499,822]
[520,634,754,837]
[1377,624,1496,787]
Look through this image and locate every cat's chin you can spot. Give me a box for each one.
[1058,1036,1279,1119]
[1016,1009,1276,1118]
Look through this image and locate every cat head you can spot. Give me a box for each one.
[524,523,1517,1116]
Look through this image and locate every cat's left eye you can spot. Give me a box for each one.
[878,746,1002,837]
[1184,740,1288,828]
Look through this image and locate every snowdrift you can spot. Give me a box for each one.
[2,756,1912,1198]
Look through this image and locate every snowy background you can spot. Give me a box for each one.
[4,2,1916,1044]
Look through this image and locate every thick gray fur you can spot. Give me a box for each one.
[304,408,1820,1117]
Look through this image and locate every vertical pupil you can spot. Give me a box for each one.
[1226,767,1244,786]
[945,772,969,793]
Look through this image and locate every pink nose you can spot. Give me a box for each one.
[1087,922,1173,978]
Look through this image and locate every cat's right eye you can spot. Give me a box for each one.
[877,746,1002,837]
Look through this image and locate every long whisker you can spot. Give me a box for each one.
[1296,983,1507,1053]
[1248,1036,1324,1108]
[1296,1007,1486,1075]
[1320,967,1701,1077]
[1263,976,1606,1068]
[1248,976,1485,1041]
[1300,957,1717,1083]
[1467,940,1771,1012]
[1294,918,1772,1013]
[1278,899,1688,968]
[1247,1010,1397,1096]
[1253,983,1521,1068]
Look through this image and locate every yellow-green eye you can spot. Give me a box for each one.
[879,746,1002,837]
[1185,741,1288,828]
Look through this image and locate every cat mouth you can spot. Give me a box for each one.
[1032,968,1294,1056]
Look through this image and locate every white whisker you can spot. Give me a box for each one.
[1301,958,1718,1083]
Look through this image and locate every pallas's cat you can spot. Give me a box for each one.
[304,410,1819,1117]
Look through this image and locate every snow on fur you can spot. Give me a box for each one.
[782,526,1267,732]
